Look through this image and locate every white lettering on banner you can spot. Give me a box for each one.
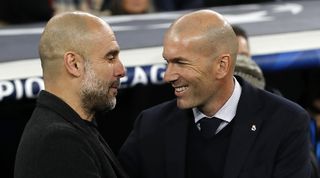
[120,64,166,88]
[126,64,167,87]
[150,64,166,84]
[131,66,148,87]
[14,79,24,100]
[0,77,44,102]
[0,81,14,101]
[0,64,167,101]
[25,78,44,98]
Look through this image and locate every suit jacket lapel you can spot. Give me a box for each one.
[91,127,129,178]
[223,78,264,178]
[165,109,192,178]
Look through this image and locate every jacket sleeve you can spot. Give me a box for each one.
[118,112,143,178]
[272,110,311,178]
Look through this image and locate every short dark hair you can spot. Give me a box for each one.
[232,25,248,41]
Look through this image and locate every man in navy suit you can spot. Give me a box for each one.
[118,9,311,178]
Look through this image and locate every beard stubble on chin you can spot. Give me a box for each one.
[80,61,117,116]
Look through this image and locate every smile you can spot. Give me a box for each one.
[174,85,188,97]
[175,86,187,93]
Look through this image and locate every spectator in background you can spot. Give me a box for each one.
[233,54,265,90]
[110,0,153,15]
[232,25,251,58]
[232,25,266,90]
[118,9,311,178]
[232,24,283,95]
[14,11,128,178]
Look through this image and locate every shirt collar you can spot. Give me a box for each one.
[37,90,98,128]
[193,77,242,123]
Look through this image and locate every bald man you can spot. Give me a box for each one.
[14,12,128,178]
[118,10,311,178]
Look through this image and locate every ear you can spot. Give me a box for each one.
[63,52,83,77]
[216,54,231,79]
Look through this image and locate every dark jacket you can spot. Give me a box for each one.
[118,77,311,178]
[14,90,128,178]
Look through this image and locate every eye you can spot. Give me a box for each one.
[164,57,189,66]
[174,59,188,65]
[105,50,119,61]
[106,54,115,60]
[176,60,185,65]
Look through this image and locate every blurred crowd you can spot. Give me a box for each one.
[0,0,290,26]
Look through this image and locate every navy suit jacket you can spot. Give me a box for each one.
[118,77,311,178]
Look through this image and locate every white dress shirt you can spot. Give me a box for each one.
[192,77,242,134]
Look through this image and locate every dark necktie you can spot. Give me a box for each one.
[198,117,223,139]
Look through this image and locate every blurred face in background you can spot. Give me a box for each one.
[237,36,250,57]
[122,0,150,14]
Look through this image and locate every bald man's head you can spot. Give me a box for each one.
[39,11,113,80]
[164,10,238,64]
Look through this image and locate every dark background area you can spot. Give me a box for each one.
[2,68,320,177]
[264,68,320,108]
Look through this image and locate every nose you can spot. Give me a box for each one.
[163,63,177,83]
[115,59,126,78]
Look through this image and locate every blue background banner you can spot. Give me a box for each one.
[3,48,320,102]
[254,48,320,72]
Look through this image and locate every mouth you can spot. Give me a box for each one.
[112,79,121,88]
[173,85,188,96]
[110,81,121,95]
